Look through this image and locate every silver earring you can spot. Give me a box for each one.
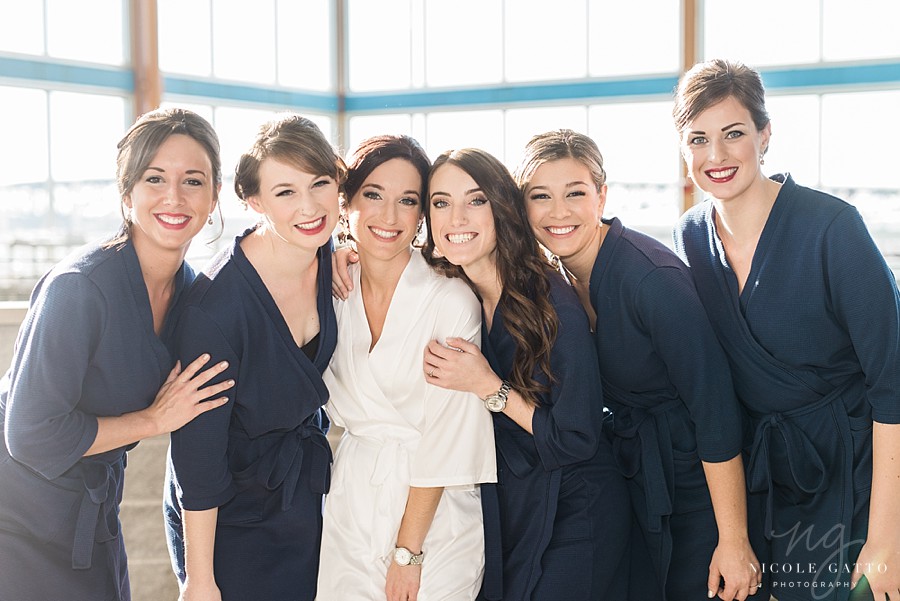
[759,153,765,165]
[207,215,214,226]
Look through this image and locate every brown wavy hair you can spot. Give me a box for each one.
[422,148,558,406]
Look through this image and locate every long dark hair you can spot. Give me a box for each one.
[422,148,558,406]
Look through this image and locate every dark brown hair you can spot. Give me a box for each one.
[423,148,558,406]
[234,113,346,206]
[344,135,431,208]
[110,107,221,245]
[673,58,770,134]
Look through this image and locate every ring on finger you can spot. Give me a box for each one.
[428,368,435,377]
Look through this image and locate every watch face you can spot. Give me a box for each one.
[485,395,506,412]
[394,547,412,565]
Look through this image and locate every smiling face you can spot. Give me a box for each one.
[524,157,606,263]
[680,95,771,205]
[125,133,217,257]
[246,158,339,251]
[346,158,422,264]
[428,163,497,276]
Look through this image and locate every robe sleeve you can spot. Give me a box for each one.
[531,284,603,471]
[634,267,743,462]
[824,206,900,424]
[169,305,240,510]
[4,273,102,479]
[410,283,497,487]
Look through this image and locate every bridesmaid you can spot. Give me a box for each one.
[674,58,900,601]
[514,129,759,601]
[0,107,231,601]
[422,148,631,601]
[164,114,342,601]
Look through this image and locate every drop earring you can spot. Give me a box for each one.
[207,215,214,226]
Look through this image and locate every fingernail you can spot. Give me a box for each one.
[202,353,210,361]
[220,361,229,368]
[707,591,715,599]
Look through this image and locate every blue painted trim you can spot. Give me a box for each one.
[0,55,132,91]
[163,76,338,112]
[344,76,680,111]
[3,55,899,111]
[761,62,900,91]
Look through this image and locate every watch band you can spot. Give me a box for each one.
[393,546,425,566]
[482,380,511,413]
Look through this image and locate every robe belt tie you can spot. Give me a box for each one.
[364,438,413,561]
[607,399,681,534]
[55,457,123,571]
[249,418,332,511]
[745,390,841,541]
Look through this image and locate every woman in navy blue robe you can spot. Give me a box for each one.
[673,59,900,601]
[164,114,343,601]
[422,148,631,601]
[513,130,760,601]
[0,108,232,601]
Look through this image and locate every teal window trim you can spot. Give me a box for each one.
[2,54,899,112]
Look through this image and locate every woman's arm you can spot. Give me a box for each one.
[702,457,762,601]
[85,355,232,456]
[385,487,444,601]
[850,422,900,598]
[423,337,535,434]
[179,508,222,601]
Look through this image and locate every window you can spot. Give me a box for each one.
[589,0,679,77]
[425,0,502,87]
[46,0,125,65]
[504,0,587,82]
[822,0,900,61]
[158,0,333,90]
[347,0,412,91]
[703,0,821,66]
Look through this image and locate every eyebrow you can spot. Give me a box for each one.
[363,183,420,197]
[529,181,589,190]
[146,166,208,177]
[429,186,481,200]
[688,122,745,135]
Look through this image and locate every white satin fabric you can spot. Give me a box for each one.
[316,250,496,600]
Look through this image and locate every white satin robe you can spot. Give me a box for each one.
[317,250,497,600]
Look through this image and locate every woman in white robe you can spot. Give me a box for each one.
[317,135,496,601]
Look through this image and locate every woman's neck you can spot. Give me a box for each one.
[358,247,412,302]
[466,261,503,329]
[131,234,185,297]
[560,221,606,289]
[713,176,781,245]
[244,225,318,278]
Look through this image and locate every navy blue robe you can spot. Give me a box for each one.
[479,272,630,601]
[592,217,742,600]
[164,227,336,601]
[675,174,900,601]
[0,238,194,601]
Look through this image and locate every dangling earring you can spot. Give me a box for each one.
[416,219,424,239]
[759,153,766,165]
[207,215,214,226]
